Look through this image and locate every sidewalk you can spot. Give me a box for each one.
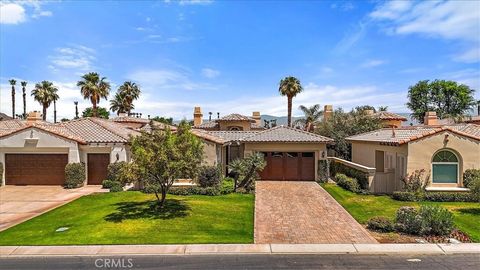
[1,243,479,257]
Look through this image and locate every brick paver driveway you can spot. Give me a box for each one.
[255,181,377,244]
[0,185,105,231]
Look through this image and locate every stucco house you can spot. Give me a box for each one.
[346,112,480,194]
[192,107,333,181]
[0,112,138,186]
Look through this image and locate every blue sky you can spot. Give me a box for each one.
[1,0,479,121]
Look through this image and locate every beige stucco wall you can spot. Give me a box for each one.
[351,142,408,168]
[381,119,403,128]
[408,131,480,187]
[218,120,252,131]
[243,142,328,181]
[201,139,220,166]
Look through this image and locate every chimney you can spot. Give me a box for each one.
[118,112,127,117]
[252,111,261,126]
[323,105,333,122]
[364,109,374,115]
[26,111,42,123]
[193,107,203,126]
[424,111,438,126]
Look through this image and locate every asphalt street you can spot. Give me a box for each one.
[0,254,479,270]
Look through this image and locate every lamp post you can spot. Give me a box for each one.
[74,101,79,119]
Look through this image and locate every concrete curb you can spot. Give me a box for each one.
[1,243,479,257]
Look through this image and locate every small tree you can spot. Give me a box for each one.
[401,169,430,193]
[228,153,266,191]
[82,107,110,119]
[130,121,203,208]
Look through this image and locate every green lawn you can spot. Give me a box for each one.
[0,191,254,245]
[322,183,480,242]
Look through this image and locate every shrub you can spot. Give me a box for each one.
[419,205,454,236]
[102,179,116,189]
[330,161,369,189]
[198,165,221,188]
[64,163,85,189]
[317,160,330,183]
[335,173,360,193]
[424,192,477,202]
[468,177,480,202]
[463,169,480,188]
[109,181,123,192]
[367,216,394,232]
[220,177,235,194]
[167,186,221,196]
[395,206,423,234]
[401,169,429,193]
[392,191,423,202]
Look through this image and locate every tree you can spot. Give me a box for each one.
[355,105,376,113]
[378,106,388,112]
[110,92,129,115]
[117,81,141,114]
[130,121,203,208]
[77,72,111,118]
[82,107,109,119]
[53,95,59,123]
[151,116,174,125]
[279,76,303,127]
[9,79,16,118]
[295,104,323,132]
[228,153,266,191]
[315,108,382,160]
[21,81,27,119]
[31,81,59,121]
[406,80,476,123]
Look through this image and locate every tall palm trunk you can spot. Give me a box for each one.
[53,100,57,123]
[42,105,47,121]
[22,88,26,118]
[287,96,293,127]
[11,86,15,118]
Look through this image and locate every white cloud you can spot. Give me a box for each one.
[128,69,219,92]
[178,0,213,5]
[49,45,96,73]
[361,59,386,68]
[201,68,220,78]
[370,1,480,63]
[0,1,52,24]
[0,3,26,24]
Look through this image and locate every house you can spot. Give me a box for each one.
[111,113,177,132]
[0,112,12,121]
[192,107,333,181]
[366,110,408,128]
[0,111,138,186]
[346,111,480,194]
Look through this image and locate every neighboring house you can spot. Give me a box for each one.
[111,113,177,132]
[368,110,407,128]
[346,112,480,194]
[192,107,333,181]
[0,112,12,121]
[0,112,139,186]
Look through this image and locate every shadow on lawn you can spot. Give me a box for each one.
[457,208,480,215]
[105,199,190,223]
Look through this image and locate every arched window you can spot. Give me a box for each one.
[432,150,459,184]
[228,126,242,131]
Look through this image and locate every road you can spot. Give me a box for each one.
[1,254,479,270]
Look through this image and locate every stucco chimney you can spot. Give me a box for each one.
[323,105,333,122]
[252,111,261,126]
[424,111,438,126]
[193,107,203,126]
[26,111,42,123]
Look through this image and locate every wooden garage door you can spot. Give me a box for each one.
[260,152,315,181]
[87,154,110,185]
[5,154,68,185]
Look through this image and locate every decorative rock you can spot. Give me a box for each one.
[415,239,427,244]
[448,238,461,244]
[55,227,69,232]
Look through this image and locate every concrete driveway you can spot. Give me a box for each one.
[255,181,377,244]
[0,185,106,231]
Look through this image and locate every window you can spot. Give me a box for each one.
[228,126,243,131]
[375,151,385,173]
[432,150,459,184]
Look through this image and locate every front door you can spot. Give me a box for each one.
[87,153,110,185]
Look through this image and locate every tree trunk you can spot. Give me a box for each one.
[287,96,292,127]
[22,88,26,119]
[42,105,47,121]
[92,101,98,117]
[11,86,15,119]
[54,100,57,123]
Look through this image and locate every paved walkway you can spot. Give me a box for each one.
[255,181,377,244]
[0,185,106,231]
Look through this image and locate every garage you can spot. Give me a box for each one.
[87,153,110,185]
[260,152,315,181]
[5,154,68,185]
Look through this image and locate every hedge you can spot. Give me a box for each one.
[463,169,480,188]
[392,191,476,202]
[64,163,85,189]
[392,191,423,202]
[335,173,360,193]
[329,160,369,189]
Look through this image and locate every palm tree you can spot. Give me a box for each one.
[53,94,59,123]
[295,104,323,132]
[117,81,140,115]
[378,106,388,112]
[9,79,16,118]
[77,72,111,117]
[31,81,59,121]
[21,81,27,119]
[110,92,130,115]
[279,76,303,127]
